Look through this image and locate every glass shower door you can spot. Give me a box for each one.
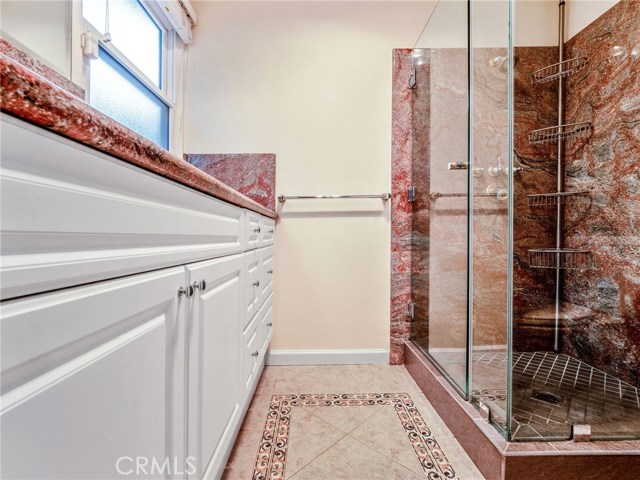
[409,0,471,395]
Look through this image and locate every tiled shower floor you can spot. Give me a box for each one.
[466,351,640,441]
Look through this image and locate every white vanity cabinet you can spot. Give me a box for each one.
[0,268,188,480]
[185,254,244,480]
[0,115,275,480]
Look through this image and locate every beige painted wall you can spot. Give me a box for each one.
[513,0,622,46]
[0,0,70,74]
[184,1,433,353]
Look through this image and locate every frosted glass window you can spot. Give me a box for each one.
[90,47,169,148]
[83,0,162,86]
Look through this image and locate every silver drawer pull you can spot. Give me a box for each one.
[178,285,194,298]
[266,322,273,327]
[267,269,274,275]
[268,229,274,234]
[253,281,260,287]
[254,227,261,233]
[252,350,259,357]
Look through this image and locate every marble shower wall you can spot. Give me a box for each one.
[512,0,639,387]
[390,49,414,365]
[185,153,276,210]
[392,47,512,364]
[512,46,560,352]
[561,0,640,387]
[422,48,469,352]
[408,52,431,350]
[471,48,511,350]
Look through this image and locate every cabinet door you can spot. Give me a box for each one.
[0,268,187,480]
[186,254,244,480]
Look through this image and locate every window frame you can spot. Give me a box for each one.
[77,0,177,149]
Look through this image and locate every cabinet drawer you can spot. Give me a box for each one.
[244,250,260,328]
[241,312,261,394]
[245,210,261,250]
[0,115,243,300]
[259,246,274,305]
[258,293,274,355]
[260,217,275,247]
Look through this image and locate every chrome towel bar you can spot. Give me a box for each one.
[278,193,391,203]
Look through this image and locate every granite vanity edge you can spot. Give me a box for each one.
[0,37,85,100]
[0,54,277,219]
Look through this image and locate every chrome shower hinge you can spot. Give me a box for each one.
[408,69,416,89]
[408,186,416,203]
[407,301,415,319]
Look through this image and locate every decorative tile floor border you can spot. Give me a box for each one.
[252,393,459,480]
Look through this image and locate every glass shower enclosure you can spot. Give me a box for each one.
[408,0,640,442]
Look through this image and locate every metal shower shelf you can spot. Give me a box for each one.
[528,248,593,270]
[531,57,588,85]
[529,122,592,144]
[527,191,590,207]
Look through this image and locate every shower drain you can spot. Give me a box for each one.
[531,389,564,405]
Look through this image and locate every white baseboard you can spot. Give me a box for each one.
[265,349,390,366]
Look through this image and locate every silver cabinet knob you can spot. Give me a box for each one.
[254,227,261,233]
[253,281,260,287]
[193,280,207,291]
[267,269,273,275]
[178,285,194,298]
[252,350,259,357]
[268,229,274,234]
[266,322,273,327]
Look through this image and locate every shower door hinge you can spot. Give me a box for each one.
[407,301,415,320]
[408,69,416,89]
[408,186,416,203]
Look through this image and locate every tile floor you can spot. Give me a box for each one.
[223,365,485,479]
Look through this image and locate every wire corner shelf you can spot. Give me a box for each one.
[526,191,590,207]
[531,57,588,85]
[528,248,593,270]
[529,122,592,144]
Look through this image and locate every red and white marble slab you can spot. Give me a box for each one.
[390,49,414,365]
[562,0,640,387]
[185,153,276,210]
[0,53,276,219]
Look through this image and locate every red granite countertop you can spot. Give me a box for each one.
[0,54,277,219]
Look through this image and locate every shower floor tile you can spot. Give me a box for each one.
[470,351,640,441]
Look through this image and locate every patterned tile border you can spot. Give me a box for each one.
[252,393,459,480]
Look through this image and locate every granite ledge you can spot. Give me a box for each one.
[0,54,277,219]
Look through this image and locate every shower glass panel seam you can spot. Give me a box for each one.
[506,0,515,442]
[466,0,474,402]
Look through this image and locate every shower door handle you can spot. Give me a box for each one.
[448,162,469,171]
